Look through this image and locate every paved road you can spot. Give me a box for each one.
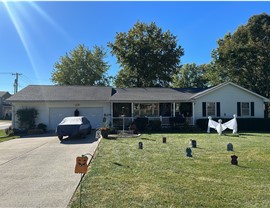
[0,121,11,130]
[0,133,100,208]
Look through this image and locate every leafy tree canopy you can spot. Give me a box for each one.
[171,63,209,88]
[51,44,110,86]
[211,13,270,98]
[108,21,184,87]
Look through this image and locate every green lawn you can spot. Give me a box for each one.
[0,129,19,142]
[69,133,270,208]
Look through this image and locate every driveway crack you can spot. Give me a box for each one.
[0,142,48,167]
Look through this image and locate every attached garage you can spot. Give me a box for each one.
[49,107,104,130]
[7,85,113,131]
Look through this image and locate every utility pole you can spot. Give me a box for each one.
[12,73,22,94]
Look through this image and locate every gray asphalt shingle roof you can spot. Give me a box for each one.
[6,82,270,103]
[110,87,208,101]
[0,91,10,97]
[7,85,212,102]
[7,85,113,102]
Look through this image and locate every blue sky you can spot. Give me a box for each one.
[1,1,270,94]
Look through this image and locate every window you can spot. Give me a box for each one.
[113,103,131,117]
[241,102,250,116]
[159,103,172,116]
[202,102,220,117]
[237,102,254,117]
[207,102,216,116]
[133,103,159,117]
[175,103,192,117]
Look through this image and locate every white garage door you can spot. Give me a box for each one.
[49,107,103,130]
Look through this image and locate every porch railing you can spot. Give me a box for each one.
[112,116,193,128]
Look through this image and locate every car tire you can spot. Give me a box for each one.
[58,135,63,141]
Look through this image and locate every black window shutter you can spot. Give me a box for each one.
[237,102,241,116]
[217,102,220,117]
[251,102,254,116]
[202,102,206,117]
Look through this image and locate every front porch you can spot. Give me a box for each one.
[111,102,194,129]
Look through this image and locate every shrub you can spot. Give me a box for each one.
[196,118,270,132]
[134,117,149,131]
[237,118,270,132]
[13,128,27,135]
[149,120,161,131]
[37,123,47,132]
[16,108,38,129]
[27,129,44,135]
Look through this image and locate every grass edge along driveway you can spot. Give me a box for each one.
[69,133,270,208]
[0,129,19,142]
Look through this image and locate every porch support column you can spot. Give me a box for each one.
[192,102,195,125]
[131,102,134,122]
[110,102,113,127]
[173,102,176,117]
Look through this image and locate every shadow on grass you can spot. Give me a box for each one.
[223,133,240,137]
[238,132,270,137]
[236,165,250,169]
[113,162,130,168]
[193,147,205,149]
[141,137,156,141]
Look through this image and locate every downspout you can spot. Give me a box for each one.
[12,104,16,128]
[173,102,176,117]
[192,101,195,125]
[131,102,134,122]
[110,102,113,128]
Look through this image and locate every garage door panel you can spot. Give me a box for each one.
[49,107,103,130]
[79,108,103,129]
[49,108,74,130]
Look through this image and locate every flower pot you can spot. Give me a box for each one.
[101,129,109,138]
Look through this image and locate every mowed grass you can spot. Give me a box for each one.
[69,133,270,208]
[0,129,19,142]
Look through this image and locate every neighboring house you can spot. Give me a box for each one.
[0,91,12,119]
[7,82,270,131]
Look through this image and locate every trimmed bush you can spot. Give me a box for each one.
[134,117,149,131]
[27,129,44,135]
[16,108,38,129]
[196,118,270,132]
[149,120,161,131]
[37,123,47,132]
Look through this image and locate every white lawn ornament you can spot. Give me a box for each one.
[207,114,237,135]
[95,130,101,139]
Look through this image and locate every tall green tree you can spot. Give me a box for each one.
[211,13,270,98]
[108,21,184,87]
[171,63,209,88]
[51,44,110,86]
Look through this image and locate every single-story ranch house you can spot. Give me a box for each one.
[7,82,270,131]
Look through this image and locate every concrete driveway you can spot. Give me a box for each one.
[0,133,101,208]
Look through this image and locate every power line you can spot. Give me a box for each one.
[0,72,13,74]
